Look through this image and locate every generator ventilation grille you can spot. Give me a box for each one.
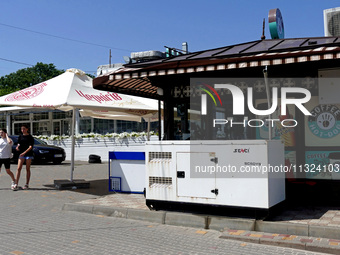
[149,176,172,187]
[110,177,121,191]
[149,152,172,162]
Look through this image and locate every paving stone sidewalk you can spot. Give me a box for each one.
[220,229,340,254]
[65,192,340,254]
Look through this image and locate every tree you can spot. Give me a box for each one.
[0,63,64,96]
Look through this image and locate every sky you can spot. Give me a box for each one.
[0,0,339,77]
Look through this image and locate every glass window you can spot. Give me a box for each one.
[33,112,49,121]
[32,121,50,136]
[53,121,61,135]
[0,121,6,129]
[32,122,39,135]
[79,118,92,134]
[116,120,122,133]
[77,117,160,135]
[94,119,116,134]
[0,115,6,129]
[112,119,158,134]
[53,111,67,119]
[13,113,29,121]
[61,120,70,135]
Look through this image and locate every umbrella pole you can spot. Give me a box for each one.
[147,117,151,141]
[70,108,76,182]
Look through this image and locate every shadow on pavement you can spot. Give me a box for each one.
[21,187,57,191]
[44,179,111,196]
[266,181,340,222]
[0,187,56,191]
[73,179,111,196]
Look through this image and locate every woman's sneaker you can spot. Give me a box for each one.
[11,183,18,191]
[23,184,29,190]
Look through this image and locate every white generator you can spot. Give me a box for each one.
[145,140,285,210]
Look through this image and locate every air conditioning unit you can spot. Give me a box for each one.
[324,7,340,36]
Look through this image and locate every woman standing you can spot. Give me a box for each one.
[14,124,34,190]
[0,129,16,190]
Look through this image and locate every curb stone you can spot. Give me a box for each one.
[255,220,309,236]
[208,216,255,232]
[309,225,340,240]
[164,212,207,229]
[93,205,127,218]
[127,208,165,224]
[63,203,94,214]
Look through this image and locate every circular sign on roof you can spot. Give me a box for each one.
[269,8,285,39]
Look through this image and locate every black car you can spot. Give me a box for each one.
[9,135,66,164]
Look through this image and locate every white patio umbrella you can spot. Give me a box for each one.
[0,68,158,182]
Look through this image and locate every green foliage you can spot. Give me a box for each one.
[0,63,64,96]
[86,73,95,79]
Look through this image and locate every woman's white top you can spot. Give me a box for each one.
[0,138,12,159]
